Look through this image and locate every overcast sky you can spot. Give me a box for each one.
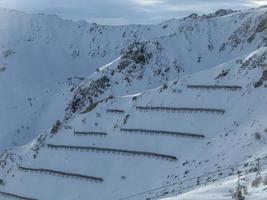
[0,0,266,25]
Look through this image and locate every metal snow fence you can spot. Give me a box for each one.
[120,128,205,139]
[136,106,225,115]
[74,131,107,137]
[0,191,38,200]
[106,109,125,114]
[187,85,242,91]
[47,144,177,162]
[18,166,103,183]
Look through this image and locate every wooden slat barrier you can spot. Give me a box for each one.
[187,85,242,91]
[136,106,225,115]
[106,109,125,114]
[0,191,38,200]
[19,167,103,183]
[74,131,107,137]
[120,128,205,139]
[47,144,177,162]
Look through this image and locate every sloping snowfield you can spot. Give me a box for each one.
[0,6,267,200]
[1,6,267,150]
[0,47,266,199]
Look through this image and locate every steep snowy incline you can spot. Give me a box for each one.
[0,8,184,149]
[0,7,180,150]
[1,6,267,149]
[0,47,266,200]
[65,6,267,118]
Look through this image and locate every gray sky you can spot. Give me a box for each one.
[0,0,266,25]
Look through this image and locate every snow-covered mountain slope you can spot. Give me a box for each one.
[0,46,267,200]
[1,6,267,150]
[65,6,267,119]
[0,7,178,150]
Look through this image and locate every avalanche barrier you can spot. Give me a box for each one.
[120,128,205,139]
[46,144,177,161]
[18,167,103,183]
[74,131,107,137]
[187,85,242,91]
[0,191,38,200]
[106,109,125,114]
[136,106,225,115]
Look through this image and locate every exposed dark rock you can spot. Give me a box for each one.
[51,120,61,134]
[81,102,98,114]
[262,69,267,80]
[215,69,230,79]
[183,13,198,20]
[256,14,267,33]
[241,50,267,70]
[162,24,168,29]
[254,69,267,88]
[205,9,236,18]
[65,76,111,118]
[2,49,15,58]
[120,42,148,67]
[0,65,6,72]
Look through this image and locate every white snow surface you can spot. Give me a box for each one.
[0,6,267,200]
[1,6,267,149]
[164,170,267,200]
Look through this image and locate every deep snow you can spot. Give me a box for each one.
[0,6,267,200]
